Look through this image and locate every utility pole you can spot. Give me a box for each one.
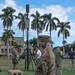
[26,4,29,70]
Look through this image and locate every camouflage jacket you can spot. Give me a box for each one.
[11,49,18,64]
[35,55,56,75]
[54,49,62,65]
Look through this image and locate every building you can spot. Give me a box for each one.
[0,37,24,56]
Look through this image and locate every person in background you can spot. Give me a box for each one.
[68,48,75,70]
[11,47,19,69]
[54,47,62,75]
[74,50,75,57]
[74,50,75,69]
[35,46,42,59]
[35,43,56,75]
[35,46,42,66]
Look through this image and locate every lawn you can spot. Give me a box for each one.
[0,57,75,75]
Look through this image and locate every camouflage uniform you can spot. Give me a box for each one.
[11,49,19,69]
[54,49,62,75]
[35,54,56,75]
[35,35,56,75]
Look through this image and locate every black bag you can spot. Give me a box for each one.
[20,51,25,59]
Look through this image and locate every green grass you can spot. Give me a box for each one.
[0,57,75,75]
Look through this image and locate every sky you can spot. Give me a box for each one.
[0,0,75,47]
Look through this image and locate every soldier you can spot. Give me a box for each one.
[68,48,75,70]
[54,47,62,75]
[35,43,56,75]
[11,47,19,69]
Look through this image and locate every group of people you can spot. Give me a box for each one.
[11,41,75,75]
[35,43,62,75]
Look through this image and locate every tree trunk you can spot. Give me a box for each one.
[50,28,52,47]
[23,30,24,46]
[7,39,10,59]
[63,32,65,55]
[37,29,39,45]
[6,24,10,59]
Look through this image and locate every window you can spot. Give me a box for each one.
[1,49,4,53]
[5,49,7,53]
[11,41,13,45]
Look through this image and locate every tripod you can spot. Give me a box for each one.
[18,48,36,71]
[24,48,36,71]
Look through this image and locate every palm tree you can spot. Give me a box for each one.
[57,22,71,55]
[15,13,27,45]
[15,13,27,68]
[0,7,15,59]
[31,11,44,38]
[0,6,15,29]
[1,29,15,59]
[41,13,59,46]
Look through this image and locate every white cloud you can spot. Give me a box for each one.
[5,0,16,6]
[44,5,68,22]
[30,5,72,22]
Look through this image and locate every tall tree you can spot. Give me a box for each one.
[15,13,27,45]
[41,13,59,46]
[31,11,44,38]
[57,22,71,55]
[15,12,29,70]
[1,29,15,58]
[0,7,15,59]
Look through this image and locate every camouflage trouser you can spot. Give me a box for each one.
[56,64,62,75]
[69,59,74,70]
[12,59,18,69]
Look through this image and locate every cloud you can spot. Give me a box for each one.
[5,0,16,6]
[44,5,68,21]
[30,5,73,22]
